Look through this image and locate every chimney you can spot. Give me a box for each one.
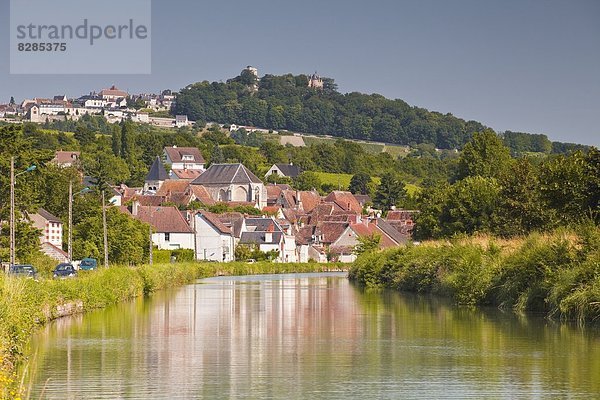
[265,222,274,243]
[296,190,303,211]
[131,200,140,216]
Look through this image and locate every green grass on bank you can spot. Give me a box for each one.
[0,262,340,399]
[349,224,600,323]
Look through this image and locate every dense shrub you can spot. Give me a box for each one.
[350,226,600,321]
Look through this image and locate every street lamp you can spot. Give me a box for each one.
[9,157,36,266]
[68,181,90,262]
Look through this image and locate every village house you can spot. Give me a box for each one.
[239,217,292,262]
[28,208,68,262]
[163,146,205,180]
[52,151,80,168]
[265,163,302,179]
[99,85,128,102]
[175,115,190,127]
[193,211,235,262]
[128,203,194,250]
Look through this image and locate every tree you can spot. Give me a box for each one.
[0,220,42,263]
[73,207,149,264]
[374,172,407,211]
[349,172,372,195]
[457,131,512,180]
[83,151,130,191]
[354,233,381,255]
[210,145,224,164]
[293,171,321,191]
[9,96,15,105]
[111,124,121,157]
[259,141,287,165]
[539,149,600,224]
[492,158,554,236]
[439,176,500,237]
[74,125,95,146]
[120,120,136,159]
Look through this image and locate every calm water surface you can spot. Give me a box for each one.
[28,273,600,399]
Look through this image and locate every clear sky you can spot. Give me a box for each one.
[1,0,598,146]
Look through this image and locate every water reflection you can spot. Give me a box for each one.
[28,273,599,399]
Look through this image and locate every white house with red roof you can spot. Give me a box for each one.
[99,85,128,101]
[163,146,205,170]
[193,211,235,262]
[129,204,194,250]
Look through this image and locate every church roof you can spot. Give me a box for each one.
[146,156,169,181]
[192,163,262,185]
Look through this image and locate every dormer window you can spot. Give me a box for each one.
[182,155,193,161]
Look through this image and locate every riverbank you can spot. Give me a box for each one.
[0,261,339,399]
[349,224,600,322]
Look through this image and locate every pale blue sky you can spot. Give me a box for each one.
[1,0,598,145]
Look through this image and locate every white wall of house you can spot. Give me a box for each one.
[152,232,194,250]
[194,215,234,262]
[338,254,357,263]
[257,235,285,262]
[308,246,327,263]
[283,234,297,263]
[331,227,360,249]
[265,165,283,178]
[297,244,309,263]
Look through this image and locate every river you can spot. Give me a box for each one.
[27,273,600,399]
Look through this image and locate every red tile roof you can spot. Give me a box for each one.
[133,206,193,233]
[299,191,321,212]
[164,146,206,164]
[156,180,190,197]
[317,222,349,244]
[386,210,418,221]
[52,151,80,165]
[135,195,166,207]
[171,169,203,180]
[197,211,232,235]
[325,191,363,214]
[349,222,398,249]
[189,185,215,205]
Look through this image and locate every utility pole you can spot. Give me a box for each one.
[192,210,198,261]
[9,157,15,267]
[148,206,154,265]
[149,222,153,265]
[102,191,109,268]
[68,180,73,262]
[8,159,36,267]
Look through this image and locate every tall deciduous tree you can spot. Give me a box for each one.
[349,172,372,195]
[456,131,513,180]
[293,171,321,191]
[374,172,407,211]
[492,158,554,236]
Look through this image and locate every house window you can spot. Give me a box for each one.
[164,233,170,242]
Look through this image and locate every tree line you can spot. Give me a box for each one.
[414,131,599,239]
[173,71,586,154]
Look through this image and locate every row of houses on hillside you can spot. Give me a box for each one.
[4,86,190,128]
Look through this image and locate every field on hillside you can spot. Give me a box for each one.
[314,172,420,196]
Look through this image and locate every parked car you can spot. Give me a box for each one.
[8,264,37,279]
[79,258,97,271]
[53,263,77,278]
